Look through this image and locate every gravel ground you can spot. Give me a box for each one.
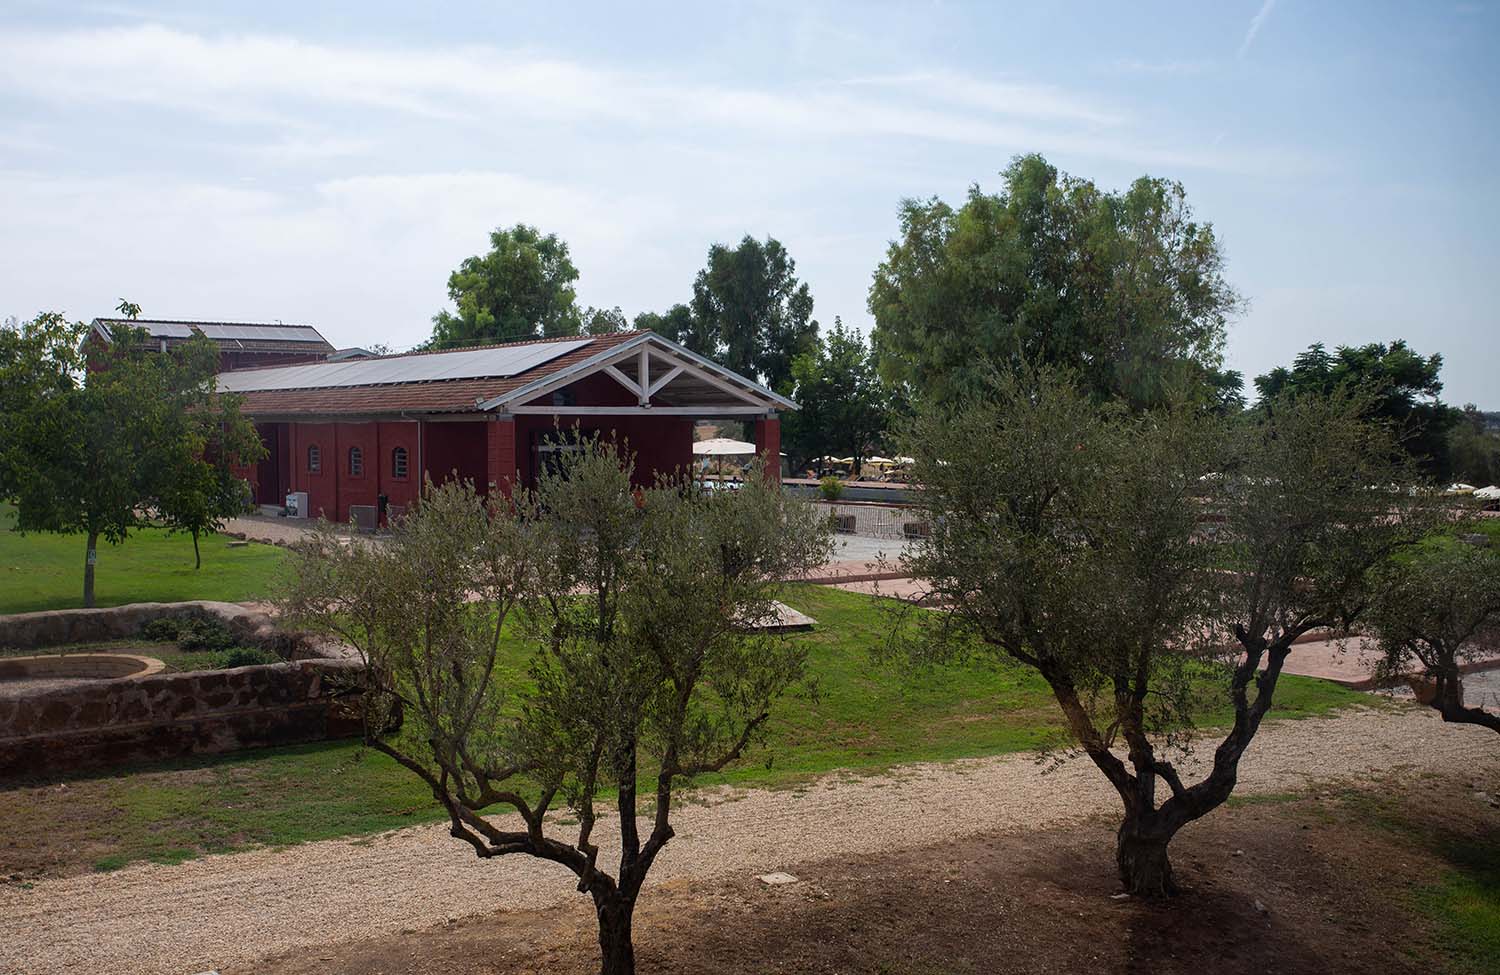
[2,707,1495,975]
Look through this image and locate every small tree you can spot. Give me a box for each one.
[903,370,1429,896]
[282,441,830,975]
[1367,532,1500,734]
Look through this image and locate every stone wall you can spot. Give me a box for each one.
[0,602,365,778]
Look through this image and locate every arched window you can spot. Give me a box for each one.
[391,446,409,480]
[348,445,364,477]
[307,444,321,473]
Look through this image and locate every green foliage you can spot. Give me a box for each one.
[818,476,844,500]
[1448,405,1500,485]
[583,305,628,335]
[690,235,818,391]
[177,617,237,653]
[428,224,582,347]
[631,304,696,346]
[1367,531,1500,732]
[783,318,892,472]
[0,311,264,604]
[219,646,281,669]
[870,153,1239,411]
[1253,340,1459,479]
[140,618,181,642]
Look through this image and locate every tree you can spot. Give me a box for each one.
[869,154,1239,410]
[1367,531,1500,734]
[782,318,890,473]
[281,440,831,975]
[0,312,262,605]
[690,235,818,391]
[631,304,702,350]
[901,369,1430,896]
[1448,405,1500,486]
[1253,340,1459,479]
[155,389,262,569]
[583,305,629,336]
[429,224,582,348]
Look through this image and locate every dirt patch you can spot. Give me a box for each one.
[243,772,1498,975]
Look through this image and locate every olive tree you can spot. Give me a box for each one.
[1367,532,1500,734]
[902,370,1430,896]
[281,440,830,975]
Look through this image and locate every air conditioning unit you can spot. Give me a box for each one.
[285,491,309,519]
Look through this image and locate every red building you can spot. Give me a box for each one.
[219,330,792,523]
[90,319,336,372]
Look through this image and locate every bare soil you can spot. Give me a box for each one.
[244,772,1499,975]
[2,708,1495,975]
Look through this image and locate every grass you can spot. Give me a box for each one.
[1334,785,1500,975]
[1415,837,1500,975]
[0,584,1366,877]
[0,504,287,614]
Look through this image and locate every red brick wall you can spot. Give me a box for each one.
[423,421,487,495]
[754,417,781,485]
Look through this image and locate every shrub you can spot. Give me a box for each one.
[819,476,844,500]
[178,617,236,653]
[218,646,281,669]
[140,618,181,642]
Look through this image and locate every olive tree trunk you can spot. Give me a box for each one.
[1116,815,1179,897]
[593,892,636,975]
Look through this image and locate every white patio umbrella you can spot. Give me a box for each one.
[693,437,758,478]
[693,437,757,456]
[1474,485,1500,501]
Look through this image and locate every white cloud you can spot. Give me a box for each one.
[1239,0,1278,58]
[0,23,1256,171]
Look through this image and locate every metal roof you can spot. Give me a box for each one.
[218,338,592,393]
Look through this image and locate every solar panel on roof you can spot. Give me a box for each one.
[217,338,592,393]
[197,324,325,342]
[138,322,195,338]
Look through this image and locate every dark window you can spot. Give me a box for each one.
[349,445,364,477]
[307,444,321,473]
[392,446,409,480]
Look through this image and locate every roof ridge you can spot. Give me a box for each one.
[93,317,323,329]
[403,330,643,359]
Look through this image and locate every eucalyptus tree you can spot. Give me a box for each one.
[902,370,1431,896]
[281,441,830,975]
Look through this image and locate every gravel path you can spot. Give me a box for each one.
[2,707,1495,975]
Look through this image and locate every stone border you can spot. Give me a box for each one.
[0,601,365,779]
[0,600,350,662]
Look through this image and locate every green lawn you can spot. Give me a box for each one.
[0,504,287,614]
[0,584,1366,877]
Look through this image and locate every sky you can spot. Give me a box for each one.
[1,1,1496,405]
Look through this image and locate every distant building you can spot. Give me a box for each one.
[218,330,791,522]
[89,318,335,372]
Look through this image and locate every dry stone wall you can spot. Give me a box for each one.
[0,602,365,778]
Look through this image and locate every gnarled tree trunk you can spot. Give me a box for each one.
[1116,816,1178,897]
[593,892,636,975]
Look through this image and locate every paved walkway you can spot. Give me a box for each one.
[1,708,1493,975]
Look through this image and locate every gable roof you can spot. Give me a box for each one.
[91,318,335,355]
[220,331,795,418]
